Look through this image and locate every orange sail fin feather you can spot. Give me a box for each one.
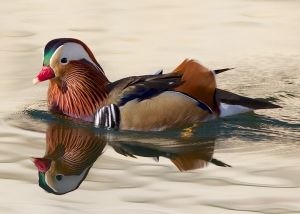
[33,38,281,131]
[173,59,217,111]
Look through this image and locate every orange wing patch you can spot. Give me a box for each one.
[173,59,216,111]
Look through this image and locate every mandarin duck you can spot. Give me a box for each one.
[32,123,106,195]
[33,38,280,131]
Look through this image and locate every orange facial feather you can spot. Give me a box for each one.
[48,60,109,120]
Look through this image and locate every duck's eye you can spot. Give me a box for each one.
[60,58,68,64]
[56,174,63,181]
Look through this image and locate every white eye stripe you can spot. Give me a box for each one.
[49,42,104,74]
[61,43,92,62]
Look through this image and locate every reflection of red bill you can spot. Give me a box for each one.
[31,157,51,172]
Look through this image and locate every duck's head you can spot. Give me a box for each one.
[32,157,91,195]
[33,38,105,84]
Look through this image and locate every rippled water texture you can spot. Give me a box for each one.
[0,0,300,213]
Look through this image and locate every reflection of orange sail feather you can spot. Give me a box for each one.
[109,136,229,172]
[170,145,214,171]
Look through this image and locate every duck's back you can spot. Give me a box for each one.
[117,59,216,131]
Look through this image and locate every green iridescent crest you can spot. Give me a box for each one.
[38,172,57,194]
[43,49,55,66]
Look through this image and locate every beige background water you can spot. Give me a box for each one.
[0,0,300,213]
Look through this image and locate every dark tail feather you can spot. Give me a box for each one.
[213,68,235,74]
[210,158,231,167]
[154,69,163,75]
[215,88,281,109]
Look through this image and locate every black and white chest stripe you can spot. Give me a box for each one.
[94,104,120,129]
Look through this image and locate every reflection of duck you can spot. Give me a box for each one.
[32,124,106,195]
[33,38,280,131]
[32,122,229,194]
[110,137,230,171]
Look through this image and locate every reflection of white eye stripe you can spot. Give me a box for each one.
[94,104,120,129]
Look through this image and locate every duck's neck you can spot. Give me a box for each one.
[48,65,109,121]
